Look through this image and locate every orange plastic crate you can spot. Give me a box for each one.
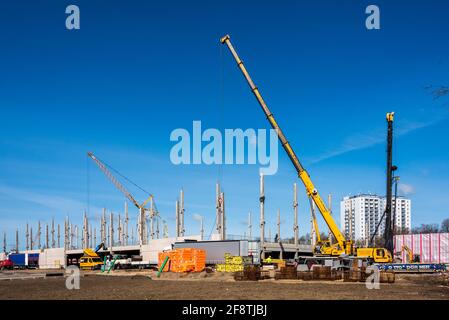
[159,248,206,273]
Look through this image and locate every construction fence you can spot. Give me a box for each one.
[394,233,449,264]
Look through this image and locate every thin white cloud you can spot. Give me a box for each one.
[0,184,103,218]
[307,114,447,165]
[399,183,415,195]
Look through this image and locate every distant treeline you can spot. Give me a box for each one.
[395,218,449,235]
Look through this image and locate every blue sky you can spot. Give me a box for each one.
[1,0,448,249]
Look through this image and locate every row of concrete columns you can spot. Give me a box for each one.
[4,200,167,253]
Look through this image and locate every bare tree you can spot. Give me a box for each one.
[412,223,439,234]
[441,219,449,233]
[319,232,329,241]
[394,227,410,235]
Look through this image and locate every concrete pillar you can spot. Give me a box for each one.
[311,200,317,247]
[216,183,221,239]
[75,225,78,249]
[150,198,154,240]
[89,225,93,248]
[180,189,185,237]
[200,216,204,240]
[124,202,129,245]
[176,200,180,237]
[45,224,49,249]
[30,227,33,250]
[101,208,106,245]
[70,223,74,250]
[268,228,271,244]
[138,207,146,245]
[57,224,60,248]
[248,211,252,240]
[64,218,69,250]
[277,209,281,243]
[220,192,225,240]
[118,214,122,246]
[51,218,55,248]
[15,229,19,252]
[131,224,135,245]
[38,221,41,249]
[293,183,299,246]
[259,173,265,259]
[110,212,114,248]
[25,223,29,251]
[277,209,282,259]
[163,220,169,238]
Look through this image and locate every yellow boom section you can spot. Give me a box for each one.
[220,34,347,251]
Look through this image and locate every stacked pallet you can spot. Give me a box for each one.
[275,266,297,280]
[234,265,261,281]
[297,271,314,281]
[343,270,395,283]
[296,269,343,281]
[157,248,206,273]
[216,253,252,272]
[312,266,332,280]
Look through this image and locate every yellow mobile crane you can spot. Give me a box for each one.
[220,34,392,263]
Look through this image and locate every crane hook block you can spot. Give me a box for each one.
[220,34,230,43]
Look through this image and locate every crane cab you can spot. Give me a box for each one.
[356,247,392,263]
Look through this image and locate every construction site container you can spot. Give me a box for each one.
[38,248,65,269]
[394,233,449,263]
[9,253,25,267]
[141,235,202,264]
[8,253,39,268]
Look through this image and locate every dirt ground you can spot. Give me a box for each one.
[0,270,448,300]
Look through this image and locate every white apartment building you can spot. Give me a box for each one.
[340,194,411,242]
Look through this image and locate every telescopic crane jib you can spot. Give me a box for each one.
[220,34,392,262]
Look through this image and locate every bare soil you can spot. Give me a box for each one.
[0,270,448,300]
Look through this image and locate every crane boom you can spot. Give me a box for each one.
[87,152,141,209]
[220,34,348,253]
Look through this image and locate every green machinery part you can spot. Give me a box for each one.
[107,256,118,273]
[157,256,170,278]
[101,256,107,273]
